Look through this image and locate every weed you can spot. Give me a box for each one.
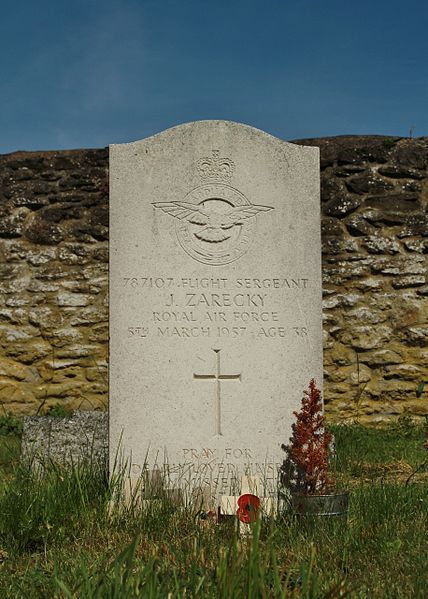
[0,414,23,437]
[45,403,72,418]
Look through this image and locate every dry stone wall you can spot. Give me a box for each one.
[0,136,426,424]
[296,136,427,423]
[0,149,109,415]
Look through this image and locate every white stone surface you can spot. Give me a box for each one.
[109,120,322,501]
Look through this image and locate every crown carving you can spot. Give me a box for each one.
[196,150,235,183]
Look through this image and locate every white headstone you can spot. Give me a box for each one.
[109,121,321,501]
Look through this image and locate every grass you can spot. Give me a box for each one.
[0,422,427,598]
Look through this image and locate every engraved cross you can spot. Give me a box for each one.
[193,349,241,436]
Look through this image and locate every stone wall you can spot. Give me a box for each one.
[0,136,426,424]
[296,136,427,423]
[0,149,109,415]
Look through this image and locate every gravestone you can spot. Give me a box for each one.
[109,120,321,502]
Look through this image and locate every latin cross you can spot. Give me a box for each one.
[193,348,241,436]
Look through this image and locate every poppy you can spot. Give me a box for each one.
[236,493,261,523]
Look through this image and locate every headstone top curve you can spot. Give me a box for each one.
[109,120,319,156]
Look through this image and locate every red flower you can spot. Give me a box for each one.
[236,494,261,523]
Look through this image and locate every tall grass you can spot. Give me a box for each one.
[0,424,427,598]
[331,420,427,475]
[0,458,108,554]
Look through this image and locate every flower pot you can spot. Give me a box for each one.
[291,491,349,518]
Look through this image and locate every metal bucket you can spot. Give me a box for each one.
[291,491,349,517]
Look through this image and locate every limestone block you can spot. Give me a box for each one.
[32,263,71,281]
[0,357,40,381]
[5,295,30,307]
[0,324,40,342]
[85,365,107,382]
[344,214,377,236]
[355,278,383,290]
[57,292,93,307]
[345,172,393,195]
[27,280,60,293]
[0,208,29,237]
[348,363,372,385]
[397,214,428,238]
[44,359,81,369]
[2,339,52,363]
[87,324,108,343]
[337,325,393,350]
[58,244,92,265]
[371,255,425,276]
[0,274,31,293]
[67,396,107,412]
[60,279,103,294]
[345,306,384,325]
[28,306,64,329]
[362,236,400,254]
[394,142,428,169]
[377,379,419,398]
[403,239,427,253]
[322,330,334,349]
[383,364,423,381]
[24,214,64,244]
[399,401,428,415]
[324,194,360,217]
[358,348,404,366]
[325,343,356,367]
[49,327,84,347]
[26,248,57,266]
[41,366,87,385]
[0,379,35,404]
[34,381,85,399]
[401,327,427,346]
[68,306,107,326]
[0,308,28,325]
[322,293,361,309]
[392,276,426,289]
[54,344,101,359]
[378,165,426,179]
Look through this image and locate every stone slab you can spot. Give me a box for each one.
[109,120,322,501]
[21,411,108,469]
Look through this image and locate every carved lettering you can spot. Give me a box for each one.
[123,275,310,291]
[233,311,279,322]
[153,311,197,322]
[157,326,211,338]
[185,293,267,308]
[235,278,309,289]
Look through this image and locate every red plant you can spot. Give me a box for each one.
[236,494,260,523]
[281,379,333,495]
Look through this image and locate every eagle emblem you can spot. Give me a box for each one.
[153,201,273,243]
[152,152,274,265]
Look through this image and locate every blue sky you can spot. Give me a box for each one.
[1,0,427,153]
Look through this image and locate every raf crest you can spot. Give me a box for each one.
[153,150,274,266]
